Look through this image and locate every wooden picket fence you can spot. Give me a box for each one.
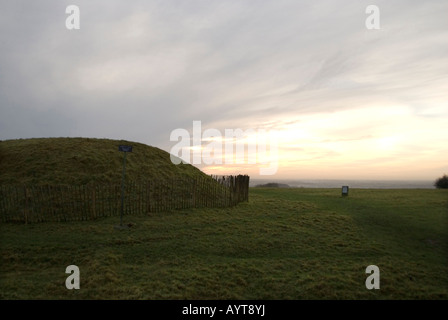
[0,175,250,223]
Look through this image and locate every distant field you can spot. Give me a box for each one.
[1,188,447,299]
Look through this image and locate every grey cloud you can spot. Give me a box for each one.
[1,0,447,153]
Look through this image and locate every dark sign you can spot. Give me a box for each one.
[341,186,349,196]
[118,145,133,152]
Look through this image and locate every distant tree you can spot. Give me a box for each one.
[434,174,448,189]
[255,183,290,188]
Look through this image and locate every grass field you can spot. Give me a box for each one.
[1,187,447,300]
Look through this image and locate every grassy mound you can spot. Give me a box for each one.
[0,137,207,185]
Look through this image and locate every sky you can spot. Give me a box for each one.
[1,0,447,180]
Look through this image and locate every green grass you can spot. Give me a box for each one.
[0,137,207,185]
[1,188,447,299]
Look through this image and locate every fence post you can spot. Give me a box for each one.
[147,181,152,213]
[24,185,28,224]
[193,179,197,208]
[91,185,96,220]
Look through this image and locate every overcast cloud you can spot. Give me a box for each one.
[1,0,447,179]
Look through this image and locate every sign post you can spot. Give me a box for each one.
[116,145,132,229]
[341,185,349,197]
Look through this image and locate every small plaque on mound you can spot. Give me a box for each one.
[118,145,133,152]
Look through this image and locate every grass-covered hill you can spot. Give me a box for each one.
[0,137,207,185]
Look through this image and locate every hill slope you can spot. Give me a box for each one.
[0,137,207,185]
